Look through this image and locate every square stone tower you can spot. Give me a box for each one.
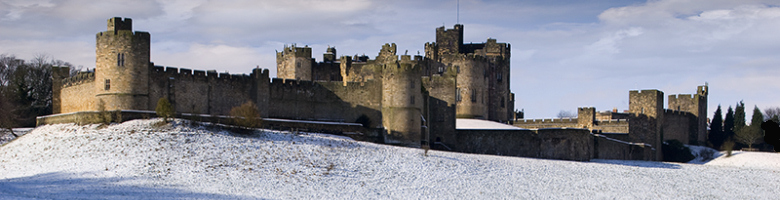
[629,89,664,161]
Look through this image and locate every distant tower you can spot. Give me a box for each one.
[276,44,313,81]
[695,85,708,144]
[379,43,424,147]
[435,24,463,56]
[95,17,150,111]
[667,85,709,144]
[51,66,71,114]
[629,89,665,161]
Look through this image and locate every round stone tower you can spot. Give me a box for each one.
[379,44,423,147]
[95,17,150,111]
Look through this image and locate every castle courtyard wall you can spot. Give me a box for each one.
[267,78,383,128]
[454,128,594,161]
[60,81,96,113]
[148,66,257,116]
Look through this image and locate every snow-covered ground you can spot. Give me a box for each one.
[0,119,778,199]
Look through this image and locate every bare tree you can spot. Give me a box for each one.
[765,107,780,123]
[557,110,576,119]
[0,54,73,127]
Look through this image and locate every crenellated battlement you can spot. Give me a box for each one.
[277,44,312,58]
[151,65,270,83]
[107,17,132,32]
[669,94,694,100]
[61,72,95,88]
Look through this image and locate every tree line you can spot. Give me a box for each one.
[0,54,80,130]
[708,100,780,152]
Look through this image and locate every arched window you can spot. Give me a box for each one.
[117,53,125,66]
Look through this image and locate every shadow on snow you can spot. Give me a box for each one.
[0,172,255,200]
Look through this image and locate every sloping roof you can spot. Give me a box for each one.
[456,118,527,130]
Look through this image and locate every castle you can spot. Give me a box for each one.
[41,17,708,161]
[44,17,514,148]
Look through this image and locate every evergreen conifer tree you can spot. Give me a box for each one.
[724,106,735,140]
[734,101,746,134]
[709,105,725,149]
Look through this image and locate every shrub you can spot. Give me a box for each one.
[155,98,174,122]
[723,139,735,157]
[662,139,695,163]
[230,101,262,128]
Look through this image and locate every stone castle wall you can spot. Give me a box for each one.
[267,78,383,128]
[454,128,595,161]
[146,66,266,116]
[60,78,96,113]
[423,69,458,148]
[663,109,697,144]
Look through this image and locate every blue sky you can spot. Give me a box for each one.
[2,0,779,120]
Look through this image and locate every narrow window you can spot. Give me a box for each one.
[117,53,125,66]
[501,97,505,108]
[641,107,644,114]
[411,80,415,88]
[438,66,444,73]
[497,71,503,82]
[411,96,415,104]
[105,79,110,90]
[471,89,477,103]
[456,88,462,102]
[296,62,301,68]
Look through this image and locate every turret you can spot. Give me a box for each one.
[276,44,313,81]
[51,66,71,114]
[435,24,463,56]
[94,17,150,111]
[379,43,424,147]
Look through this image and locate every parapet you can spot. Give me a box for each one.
[151,65,269,83]
[107,17,132,32]
[629,89,663,95]
[278,44,313,58]
[62,72,95,87]
[669,94,694,100]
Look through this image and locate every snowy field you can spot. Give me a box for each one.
[0,119,778,199]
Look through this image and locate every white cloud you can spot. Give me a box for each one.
[152,43,274,76]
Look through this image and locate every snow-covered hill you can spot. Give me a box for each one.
[0,119,778,199]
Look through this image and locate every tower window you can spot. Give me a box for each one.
[501,97,505,108]
[456,88,462,102]
[411,96,415,104]
[117,53,125,66]
[471,89,477,103]
[105,79,110,91]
